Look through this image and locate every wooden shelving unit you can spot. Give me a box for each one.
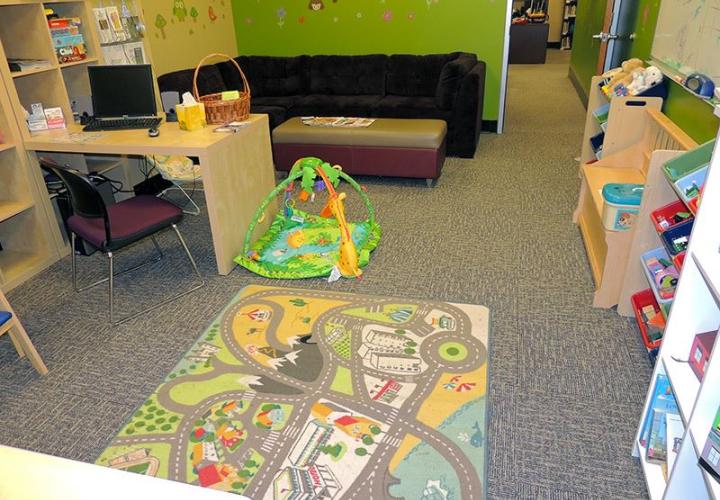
[560,0,577,50]
[633,135,720,499]
[573,84,697,309]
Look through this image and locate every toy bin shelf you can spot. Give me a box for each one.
[651,199,693,234]
[631,288,664,351]
[673,165,708,211]
[673,251,686,271]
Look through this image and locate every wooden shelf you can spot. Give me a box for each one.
[10,65,57,78]
[0,142,15,153]
[0,249,50,287]
[582,163,645,216]
[59,57,97,69]
[0,199,33,222]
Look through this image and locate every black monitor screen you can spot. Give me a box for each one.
[89,64,157,118]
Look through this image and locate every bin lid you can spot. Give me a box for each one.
[602,183,644,206]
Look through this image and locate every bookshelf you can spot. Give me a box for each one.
[560,0,577,50]
[0,58,60,291]
[632,133,720,499]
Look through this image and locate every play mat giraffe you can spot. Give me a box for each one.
[96,285,490,499]
[234,157,381,280]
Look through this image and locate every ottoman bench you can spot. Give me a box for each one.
[272,117,447,186]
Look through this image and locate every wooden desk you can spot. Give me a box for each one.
[23,115,277,275]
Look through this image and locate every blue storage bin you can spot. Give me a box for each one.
[660,218,694,256]
[675,165,708,204]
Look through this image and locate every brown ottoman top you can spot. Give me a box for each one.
[272,117,447,150]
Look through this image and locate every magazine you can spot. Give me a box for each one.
[301,116,375,128]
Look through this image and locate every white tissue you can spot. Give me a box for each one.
[181,92,198,105]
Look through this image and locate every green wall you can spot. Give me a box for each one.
[568,0,608,97]
[570,0,719,143]
[230,0,507,122]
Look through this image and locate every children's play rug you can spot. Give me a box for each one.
[97,285,490,499]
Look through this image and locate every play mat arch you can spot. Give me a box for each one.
[235,157,381,279]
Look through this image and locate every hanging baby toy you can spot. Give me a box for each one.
[235,157,381,280]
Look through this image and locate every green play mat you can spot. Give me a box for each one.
[235,158,381,279]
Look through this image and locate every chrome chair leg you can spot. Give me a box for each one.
[108,251,114,325]
[172,224,203,281]
[159,183,201,216]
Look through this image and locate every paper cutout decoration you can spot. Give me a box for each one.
[155,13,167,38]
[190,6,199,22]
[309,0,324,10]
[173,0,188,21]
[208,5,217,21]
[382,9,392,21]
[277,7,286,27]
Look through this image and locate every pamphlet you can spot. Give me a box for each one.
[301,116,375,128]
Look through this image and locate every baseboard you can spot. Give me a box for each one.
[568,66,589,108]
[547,42,561,49]
[481,120,499,133]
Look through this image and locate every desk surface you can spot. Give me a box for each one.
[23,115,265,156]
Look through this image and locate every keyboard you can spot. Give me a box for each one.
[83,117,162,132]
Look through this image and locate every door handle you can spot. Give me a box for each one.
[593,31,636,42]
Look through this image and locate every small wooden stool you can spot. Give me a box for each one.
[0,290,47,375]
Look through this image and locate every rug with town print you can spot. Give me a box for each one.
[96,285,490,499]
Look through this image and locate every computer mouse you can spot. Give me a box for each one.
[148,128,160,138]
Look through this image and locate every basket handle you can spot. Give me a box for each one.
[192,53,251,101]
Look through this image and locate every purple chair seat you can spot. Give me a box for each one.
[68,195,182,251]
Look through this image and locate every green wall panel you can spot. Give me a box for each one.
[568,0,608,96]
[231,0,507,121]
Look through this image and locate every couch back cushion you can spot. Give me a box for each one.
[217,56,309,97]
[386,53,459,97]
[157,65,226,96]
[309,55,387,95]
[435,53,477,109]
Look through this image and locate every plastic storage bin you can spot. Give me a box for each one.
[673,251,686,272]
[593,103,610,124]
[674,165,708,206]
[590,131,605,159]
[663,139,715,182]
[650,200,693,233]
[631,289,664,350]
[601,183,644,231]
[660,218,694,256]
[641,247,679,315]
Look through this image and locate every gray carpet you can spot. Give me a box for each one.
[0,50,652,499]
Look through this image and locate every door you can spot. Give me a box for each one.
[569,0,638,98]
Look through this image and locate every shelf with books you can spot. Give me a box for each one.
[0,4,56,66]
[59,56,97,69]
[44,0,101,62]
[10,65,58,78]
[638,439,668,500]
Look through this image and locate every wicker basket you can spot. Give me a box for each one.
[193,53,251,124]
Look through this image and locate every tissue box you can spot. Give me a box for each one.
[177,103,206,131]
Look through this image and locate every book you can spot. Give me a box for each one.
[93,8,114,44]
[104,6,127,42]
[639,374,674,447]
[647,408,672,464]
[44,107,66,130]
[665,412,683,474]
[27,103,48,132]
[700,404,720,482]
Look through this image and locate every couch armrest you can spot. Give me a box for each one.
[450,61,485,157]
[435,55,476,110]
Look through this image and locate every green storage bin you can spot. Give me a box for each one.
[663,140,716,182]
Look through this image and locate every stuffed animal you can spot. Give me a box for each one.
[627,66,663,95]
[603,58,644,96]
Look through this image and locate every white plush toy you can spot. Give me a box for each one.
[628,66,663,95]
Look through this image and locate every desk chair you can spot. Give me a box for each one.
[40,160,205,325]
[146,155,202,215]
[0,290,48,375]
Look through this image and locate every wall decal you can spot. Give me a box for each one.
[190,6,199,22]
[407,11,415,21]
[382,9,392,22]
[277,7,286,27]
[173,0,188,21]
[298,15,305,23]
[208,5,218,21]
[245,17,253,24]
[356,11,363,19]
[155,13,168,38]
[309,0,324,11]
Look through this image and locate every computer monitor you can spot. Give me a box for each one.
[88,64,157,118]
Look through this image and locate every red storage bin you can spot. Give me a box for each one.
[631,289,664,350]
[651,200,693,233]
[673,251,686,271]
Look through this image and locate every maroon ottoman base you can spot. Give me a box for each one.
[271,118,447,186]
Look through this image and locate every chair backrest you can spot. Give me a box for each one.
[39,159,112,243]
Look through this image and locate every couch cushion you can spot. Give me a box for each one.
[289,95,382,118]
[435,53,477,110]
[309,55,387,95]
[371,95,452,121]
[250,105,287,129]
[157,66,226,96]
[217,56,310,97]
[252,96,303,108]
[386,53,458,97]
